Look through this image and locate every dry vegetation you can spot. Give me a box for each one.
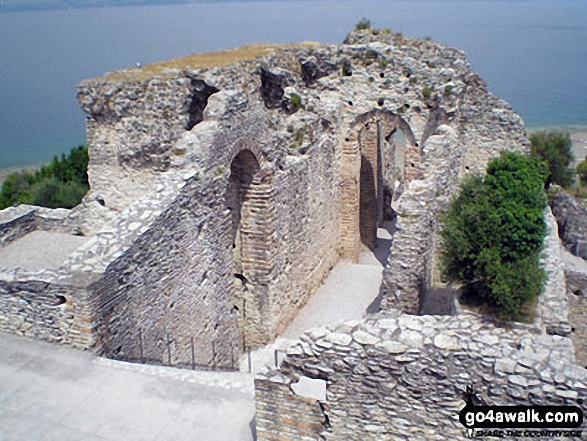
[105,42,320,81]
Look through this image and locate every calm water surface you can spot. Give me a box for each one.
[0,0,586,168]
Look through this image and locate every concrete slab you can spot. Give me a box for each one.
[0,333,255,441]
[0,231,88,271]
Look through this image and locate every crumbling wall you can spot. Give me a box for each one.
[379,125,462,313]
[269,136,341,337]
[78,74,218,215]
[0,205,95,347]
[0,205,81,246]
[256,313,586,441]
[255,372,328,440]
[566,267,587,367]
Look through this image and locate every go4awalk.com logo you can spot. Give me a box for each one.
[459,386,584,438]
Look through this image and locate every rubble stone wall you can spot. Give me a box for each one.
[565,267,587,367]
[256,313,586,441]
[0,274,96,348]
[551,192,587,260]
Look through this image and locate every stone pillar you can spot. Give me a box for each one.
[339,132,361,261]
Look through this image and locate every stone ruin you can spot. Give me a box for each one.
[1,29,587,439]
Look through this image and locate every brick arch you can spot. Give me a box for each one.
[224,146,276,351]
[340,110,419,261]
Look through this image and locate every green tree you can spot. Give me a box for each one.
[0,145,89,210]
[0,171,35,207]
[577,156,587,185]
[441,152,548,320]
[529,130,574,188]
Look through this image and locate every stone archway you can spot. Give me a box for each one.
[225,149,275,351]
[340,110,419,261]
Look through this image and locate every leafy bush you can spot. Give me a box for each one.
[577,156,587,185]
[440,152,548,320]
[529,130,574,188]
[355,18,371,30]
[0,145,89,210]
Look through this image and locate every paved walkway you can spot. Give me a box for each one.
[0,231,88,271]
[0,333,256,441]
[0,225,393,440]
[240,224,392,373]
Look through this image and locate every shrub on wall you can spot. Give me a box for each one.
[529,130,574,188]
[576,157,587,185]
[440,152,549,320]
[355,18,371,30]
[0,145,89,210]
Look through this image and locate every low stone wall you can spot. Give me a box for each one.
[0,207,36,246]
[0,273,97,348]
[535,207,572,337]
[0,205,82,247]
[255,373,327,440]
[256,313,585,441]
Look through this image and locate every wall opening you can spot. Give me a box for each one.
[340,110,418,262]
[359,154,377,250]
[186,79,219,131]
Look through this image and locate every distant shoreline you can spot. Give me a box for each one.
[0,0,263,14]
[1,126,587,185]
[0,164,45,185]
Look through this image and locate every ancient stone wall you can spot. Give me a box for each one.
[78,74,219,215]
[0,208,35,246]
[0,270,97,348]
[255,374,327,440]
[566,267,587,368]
[0,205,81,246]
[268,136,341,337]
[0,204,96,347]
[91,175,241,369]
[551,192,587,259]
[256,313,585,441]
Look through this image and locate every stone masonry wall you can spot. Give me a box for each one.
[89,170,241,369]
[0,271,98,348]
[255,374,327,441]
[256,312,586,441]
[77,100,345,365]
[551,192,587,260]
[0,206,94,348]
[0,205,81,246]
[269,137,341,337]
[566,267,587,368]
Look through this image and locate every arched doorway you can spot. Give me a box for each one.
[225,149,273,351]
[340,110,418,261]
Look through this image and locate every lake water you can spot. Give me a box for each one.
[0,0,586,169]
